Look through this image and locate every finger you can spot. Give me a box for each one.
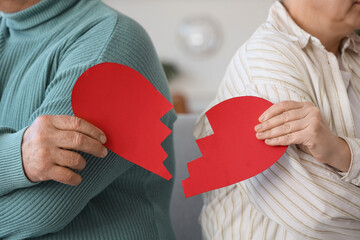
[256,119,307,140]
[255,107,311,132]
[55,149,87,171]
[49,165,82,186]
[259,101,307,122]
[50,115,107,144]
[56,130,108,158]
[264,129,307,146]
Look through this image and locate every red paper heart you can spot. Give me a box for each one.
[182,96,288,198]
[71,62,173,180]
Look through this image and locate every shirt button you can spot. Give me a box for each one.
[351,179,359,185]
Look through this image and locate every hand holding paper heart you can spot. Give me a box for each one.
[182,96,288,198]
[255,100,351,172]
[71,63,173,180]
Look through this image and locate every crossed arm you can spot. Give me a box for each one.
[0,64,135,239]
[195,41,360,239]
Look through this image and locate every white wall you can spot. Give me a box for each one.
[102,0,274,113]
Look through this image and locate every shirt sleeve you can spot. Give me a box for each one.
[194,40,360,239]
[339,137,360,186]
[0,127,37,196]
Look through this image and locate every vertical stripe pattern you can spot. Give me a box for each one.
[195,2,360,239]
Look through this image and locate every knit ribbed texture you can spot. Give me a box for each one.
[0,0,176,239]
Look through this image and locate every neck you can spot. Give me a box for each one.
[0,0,41,13]
[283,1,346,55]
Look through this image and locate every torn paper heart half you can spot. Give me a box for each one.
[182,96,288,198]
[71,62,173,180]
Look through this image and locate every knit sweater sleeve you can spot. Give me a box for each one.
[0,14,174,239]
[0,127,36,196]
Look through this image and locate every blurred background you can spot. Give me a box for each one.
[103,0,274,114]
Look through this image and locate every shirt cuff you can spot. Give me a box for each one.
[0,127,38,195]
[338,137,360,186]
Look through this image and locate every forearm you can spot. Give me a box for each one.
[245,150,360,239]
[0,127,37,196]
[0,151,134,239]
[336,137,360,186]
[324,137,351,172]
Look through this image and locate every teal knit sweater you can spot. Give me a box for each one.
[0,0,177,239]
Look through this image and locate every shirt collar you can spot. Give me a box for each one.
[267,1,312,49]
[267,1,360,54]
[0,0,80,31]
[341,32,360,55]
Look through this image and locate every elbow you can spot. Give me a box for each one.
[0,187,86,238]
[27,194,83,235]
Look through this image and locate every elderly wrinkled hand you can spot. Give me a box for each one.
[255,101,351,172]
[22,115,108,186]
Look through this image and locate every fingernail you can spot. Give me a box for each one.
[259,115,265,122]
[255,124,262,131]
[100,135,107,144]
[256,132,263,138]
[102,148,108,157]
[265,139,271,144]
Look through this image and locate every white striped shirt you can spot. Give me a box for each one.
[194,1,360,239]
